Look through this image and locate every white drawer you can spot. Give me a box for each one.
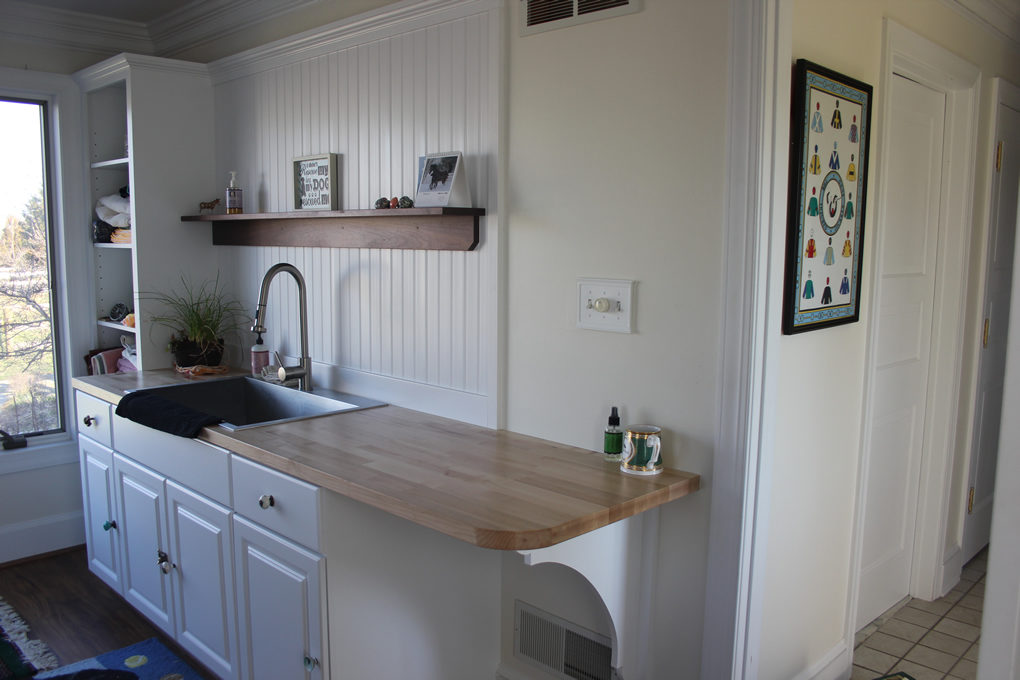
[76,391,112,448]
[231,455,320,550]
[113,415,231,506]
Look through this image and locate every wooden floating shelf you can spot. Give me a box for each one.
[181,207,485,251]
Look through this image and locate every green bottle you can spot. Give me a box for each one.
[603,406,623,462]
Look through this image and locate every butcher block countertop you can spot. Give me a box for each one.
[73,370,700,551]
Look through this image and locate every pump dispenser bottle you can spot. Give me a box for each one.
[251,332,269,376]
[603,406,623,461]
[226,171,243,214]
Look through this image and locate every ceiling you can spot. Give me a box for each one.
[13,0,204,24]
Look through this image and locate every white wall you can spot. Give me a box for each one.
[210,0,501,427]
[758,3,1020,679]
[504,0,728,675]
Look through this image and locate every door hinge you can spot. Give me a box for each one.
[983,318,990,348]
[996,141,1003,172]
[968,486,975,514]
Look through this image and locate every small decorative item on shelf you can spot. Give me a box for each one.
[389,196,399,209]
[293,153,340,210]
[374,197,391,209]
[108,302,130,323]
[398,195,414,208]
[145,275,246,369]
[199,198,220,213]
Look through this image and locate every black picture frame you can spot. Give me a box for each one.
[782,59,873,334]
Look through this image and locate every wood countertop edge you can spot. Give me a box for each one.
[73,373,703,551]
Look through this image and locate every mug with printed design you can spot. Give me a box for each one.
[621,425,662,475]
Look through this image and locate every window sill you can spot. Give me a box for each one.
[0,434,77,474]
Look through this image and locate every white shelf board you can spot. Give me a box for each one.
[91,157,129,169]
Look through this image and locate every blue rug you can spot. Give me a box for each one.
[36,638,202,680]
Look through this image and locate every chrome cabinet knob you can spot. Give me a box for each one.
[258,494,275,509]
[156,550,174,574]
[303,656,319,671]
[103,520,117,531]
[82,415,95,427]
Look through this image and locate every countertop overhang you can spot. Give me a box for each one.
[73,370,700,551]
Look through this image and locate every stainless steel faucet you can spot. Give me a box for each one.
[252,263,312,391]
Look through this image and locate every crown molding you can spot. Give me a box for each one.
[0,0,154,55]
[148,0,318,57]
[943,0,1020,47]
[73,52,210,90]
[207,0,501,84]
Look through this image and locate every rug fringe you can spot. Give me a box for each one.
[0,596,60,670]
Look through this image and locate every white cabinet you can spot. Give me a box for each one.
[79,437,120,592]
[76,391,321,680]
[233,514,324,680]
[167,480,238,680]
[74,54,217,369]
[115,453,174,635]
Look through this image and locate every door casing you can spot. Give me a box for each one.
[849,19,981,632]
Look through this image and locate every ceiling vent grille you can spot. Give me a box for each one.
[514,601,613,680]
[521,0,640,35]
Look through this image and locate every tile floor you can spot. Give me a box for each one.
[851,549,987,680]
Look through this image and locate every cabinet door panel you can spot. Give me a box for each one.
[167,480,238,680]
[115,453,174,635]
[233,515,323,680]
[79,437,120,592]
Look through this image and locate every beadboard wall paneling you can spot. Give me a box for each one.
[212,5,499,427]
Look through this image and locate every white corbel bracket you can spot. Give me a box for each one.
[517,507,660,680]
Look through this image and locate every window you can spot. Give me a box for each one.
[0,98,63,440]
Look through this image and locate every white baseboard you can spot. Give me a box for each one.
[0,510,84,564]
[791,640,852,680]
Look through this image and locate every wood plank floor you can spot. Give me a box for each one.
[0,546,216,678]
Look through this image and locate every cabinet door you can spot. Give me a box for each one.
[114,453,174,636]
[79,437,120,592]
[233,515,324,680]
[167,480,238,680]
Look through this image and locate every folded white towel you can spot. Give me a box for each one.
[96,193,131,228]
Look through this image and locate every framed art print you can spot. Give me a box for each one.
[782,59,872,334]
[293,153,339,210]
[415,152,472,207]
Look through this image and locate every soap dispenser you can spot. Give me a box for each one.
[251,332,269,377]
[226,171,243,214]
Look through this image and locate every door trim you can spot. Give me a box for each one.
[958,77,1020,570]
[701,0,787,677]
[848,17,980,637]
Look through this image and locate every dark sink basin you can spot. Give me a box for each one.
[132,376,384,431]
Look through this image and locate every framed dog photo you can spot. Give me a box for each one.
[415,152,471,207]
[293,153,339,210]
[781,59,872,334]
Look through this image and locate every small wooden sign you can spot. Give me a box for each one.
[293,153,340,210]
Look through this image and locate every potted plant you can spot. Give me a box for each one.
[147,276,247,368]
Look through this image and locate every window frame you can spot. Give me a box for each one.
[0,67,88,473]
[0,95,66,440]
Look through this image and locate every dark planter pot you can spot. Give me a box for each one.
[172,339,224,368]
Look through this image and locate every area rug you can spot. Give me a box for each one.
[0,596,59,679]
[36,639,201,680]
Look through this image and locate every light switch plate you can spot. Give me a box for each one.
[577,278,635,333]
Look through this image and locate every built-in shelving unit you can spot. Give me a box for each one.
[76,53,217,371]
[181,207,484,251]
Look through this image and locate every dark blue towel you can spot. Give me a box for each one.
[115,391,221,438]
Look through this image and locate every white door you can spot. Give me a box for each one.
[233,514,324,680]
[963,93,1020,562]
[167,480,239,680]
[115,453,175,636]
[79,438,121,592]
[856,74,947,629]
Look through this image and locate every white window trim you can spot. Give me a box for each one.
[0,67,89,474]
